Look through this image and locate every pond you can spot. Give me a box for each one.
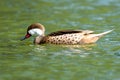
[0,0,120,80]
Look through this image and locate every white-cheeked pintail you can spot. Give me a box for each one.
[21,23,113,45]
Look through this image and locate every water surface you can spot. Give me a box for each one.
[0,0,120,80]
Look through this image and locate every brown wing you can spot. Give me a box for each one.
[47,30,94,36]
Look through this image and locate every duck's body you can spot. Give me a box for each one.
[21,23,113,45]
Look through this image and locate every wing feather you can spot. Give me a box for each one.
[47,30,94,36]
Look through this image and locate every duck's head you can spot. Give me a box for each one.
[21,23,45,41]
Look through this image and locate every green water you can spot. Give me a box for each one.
[0,0,120,80]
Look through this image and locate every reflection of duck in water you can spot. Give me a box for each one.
[21,23,113,45]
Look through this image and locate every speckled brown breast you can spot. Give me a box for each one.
[43,33,84,45]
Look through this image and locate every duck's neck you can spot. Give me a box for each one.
[34,36,45,44]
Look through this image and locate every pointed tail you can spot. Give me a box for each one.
[94,29,113,37]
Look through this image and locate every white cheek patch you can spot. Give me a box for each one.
[28,29,43,36]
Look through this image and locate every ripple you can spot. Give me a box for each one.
[114,51,120,57]
[94,0,117,6]
[50,48,91,58]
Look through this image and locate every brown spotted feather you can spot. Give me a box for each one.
[21,23,113,45]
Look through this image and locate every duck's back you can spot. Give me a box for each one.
[41,30,93,44]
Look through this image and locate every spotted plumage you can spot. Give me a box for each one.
[21,23,113,45]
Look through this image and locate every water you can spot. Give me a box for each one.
[0,0,120,80]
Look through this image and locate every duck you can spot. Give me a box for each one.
[20,23,113,45]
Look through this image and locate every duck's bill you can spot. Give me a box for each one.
[20,33,31,41]
[20,37,27,41]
